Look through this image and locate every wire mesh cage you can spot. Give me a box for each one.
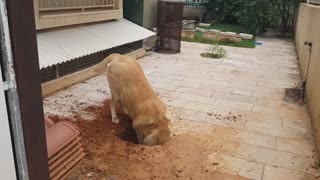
[156,0,183,53]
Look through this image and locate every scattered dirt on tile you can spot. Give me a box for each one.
[65,99,247,180]
[208,111,242,123]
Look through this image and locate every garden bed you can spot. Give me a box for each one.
[205,24,252,34]
[182,31,256,48]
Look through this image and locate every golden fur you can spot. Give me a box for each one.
[94,54,173,146]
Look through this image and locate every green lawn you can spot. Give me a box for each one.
[205,24,252,34]
[182,31,256,48]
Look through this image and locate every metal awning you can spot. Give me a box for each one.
[37,18,156,69]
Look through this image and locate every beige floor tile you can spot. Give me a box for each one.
[150,72,185,80]
[212,126,276,149]
[184,77,229,86]
[176,87,214,97]
[151,82,179,91]
[172,120,214,135]
[160,97,188,108]
[208,153,264,180]
[252,91,284,101]
[154,88,182,98]
[283,118,312,131]
[244,121,313,143]
[184,102,230,114]
[181,109,246,129]
[276,138,314,156]
[237,111,283,126]
[214,99,254,111]
[146,75,174,84]
[253,105,310,121]
[263,165,316,180]
[232,88,253,96]
[235,143,316,174]
[178,93,216,104]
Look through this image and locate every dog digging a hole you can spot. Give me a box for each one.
[94,54,173,146]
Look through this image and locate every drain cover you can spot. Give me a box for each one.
[284,88,302,103]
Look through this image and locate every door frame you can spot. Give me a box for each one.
[1,0,50,179]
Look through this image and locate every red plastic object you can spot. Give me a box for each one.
[45,116,85,180]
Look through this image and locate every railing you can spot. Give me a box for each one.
[39,0,116,12]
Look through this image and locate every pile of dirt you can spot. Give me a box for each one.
[66,99,247,180]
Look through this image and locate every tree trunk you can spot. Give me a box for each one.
[281,16,287,36]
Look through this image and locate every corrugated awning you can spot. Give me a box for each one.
[37,18,156,69]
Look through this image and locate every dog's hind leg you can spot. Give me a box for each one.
[110,95,120,124]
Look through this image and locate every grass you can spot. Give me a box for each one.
[182,31,256,48]
[200,53,224,59]
[206,24,252,34]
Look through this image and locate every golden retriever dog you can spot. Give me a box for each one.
[94,53,173,146]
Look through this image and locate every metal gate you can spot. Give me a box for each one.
[156,0,183,53]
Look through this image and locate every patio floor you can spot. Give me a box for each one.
[44,38,318,179]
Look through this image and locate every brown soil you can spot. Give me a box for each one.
[66,99,247,180]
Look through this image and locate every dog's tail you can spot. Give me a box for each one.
[93,53,122,74]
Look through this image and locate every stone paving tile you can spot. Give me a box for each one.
[184,102,231,114]
[244,121,313,143]
[178,93,216,104]
[276,138,315,156]
[176,87,214,97]
[252,105,310,121]
[211,126,276,149]
[184,77,229,86]
[262,165,316,180]
[252,91,284,101]
[173,120,214,135]
[160,97,188,108]
[150,82,179,91]
[146,75,174,84]
[181,109,246,129]
[232,88,253,96]
[234,143,316,174]
[213,99,254,112]
[154,88,182,99]
[208,153,264,180]
[283,118,312,131]
[150,72,185,80]
[172,80,234,93]
[234,111,283,126]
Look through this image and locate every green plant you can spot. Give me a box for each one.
[206,24,251,34]
[271,0,299,35]
[201,40,226,59]
[206,0,281,34]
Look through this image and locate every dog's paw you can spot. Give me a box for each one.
[112,117,120,124]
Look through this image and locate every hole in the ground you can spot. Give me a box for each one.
[114,114,139,144]
[79,99,139,144]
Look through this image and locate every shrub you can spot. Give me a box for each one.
[206,0,286,34]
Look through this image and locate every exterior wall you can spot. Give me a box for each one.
[183,7,205,19]
[123,0,143,26]
[34,0,123,30]
[143,0,157,29]
[295,3,320,156]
